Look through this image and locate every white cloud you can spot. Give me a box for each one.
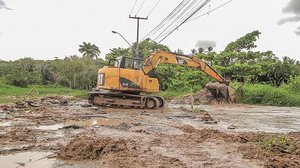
[278,15,300,25]
[195,40,216,49]
[0,0,11,10]
[280,0,300,35]
[282,0,300,14]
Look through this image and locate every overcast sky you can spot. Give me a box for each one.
[0,0,299,61]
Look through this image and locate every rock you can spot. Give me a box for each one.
[228,125,237,130]
[61,125,83,129]
[60,99,68,106]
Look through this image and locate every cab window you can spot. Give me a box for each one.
[114,58,121,67]
[124,58,134,69]
[119,57,142,70]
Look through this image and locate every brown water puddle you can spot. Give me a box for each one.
[0,152,55,168]
[35,118,122,130]
[66,118,122,126]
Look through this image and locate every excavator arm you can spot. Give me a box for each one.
[142,51,229,85]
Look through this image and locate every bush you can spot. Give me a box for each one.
[239,83,300,107]
[287,76,300,93]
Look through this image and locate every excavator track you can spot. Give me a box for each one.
[88,91,165,109]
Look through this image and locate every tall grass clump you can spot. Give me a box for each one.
[240,83,300,107]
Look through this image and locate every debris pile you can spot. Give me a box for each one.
[0,96,90,113]
[57,135,132,160]
[172,82,235,104]
[195,82,235,104]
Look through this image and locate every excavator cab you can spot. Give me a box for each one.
[98,56,159,94]
[109,56,143,70]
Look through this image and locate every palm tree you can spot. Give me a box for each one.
[191,49,197,54]
[78,42,101,59]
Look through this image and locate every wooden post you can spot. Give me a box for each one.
[190,88,194,110]
[23,85,38,101]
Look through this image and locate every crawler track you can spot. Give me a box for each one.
[88,91,165,109]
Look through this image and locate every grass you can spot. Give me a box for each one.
[192,107,207,113]
[238,83,300,107]
[261,135,291,154]
[0,83,87,103]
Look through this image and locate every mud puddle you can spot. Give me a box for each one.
[0,152,55,168]
[35,118,122,130]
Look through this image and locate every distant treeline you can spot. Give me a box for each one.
[0,56,106,90]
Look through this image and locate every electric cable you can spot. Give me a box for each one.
[188,0,233,22]
[153,0,202,41]
[136,0,147,16]
[129,0,139,16]
[142,0,189,40]
[158,0,211,43]
[147,0,161,17]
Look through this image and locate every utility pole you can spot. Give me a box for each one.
[129,15,148,58]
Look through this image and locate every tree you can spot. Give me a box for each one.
[105,47,132,60]
[224,30,261,52]
[78,42,101,59]
[191,49,197,54]
[134,38,170,58]
[174,49,184,54]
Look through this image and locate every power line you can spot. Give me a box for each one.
[153,0,200,41]
[188,0,233,22]
[158,0,211,43]
[136,0,146,16]
[142,0,189,40]
[150,0,190,36]
[147,0,161,17]
[153,0,206,42]
[129,0,138,16]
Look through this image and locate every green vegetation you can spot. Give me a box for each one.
[261,135,291,153]
[0,32,300,106]
[238,83,300,107]
[0,83,86,103]
[192,107,208,113]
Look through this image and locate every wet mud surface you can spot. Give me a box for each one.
[0,97,300,168]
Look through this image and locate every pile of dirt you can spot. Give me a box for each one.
[265,156,300,168]
[58,134,186,167]
[195,82,235,104]
[171,82,235,104]
[179,126,238,143]
[0,127,38,145]
[58,135,132,160]
[238,132,300,168]
[178,126,300,167]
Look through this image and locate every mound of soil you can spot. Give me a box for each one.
[178,126,300,168]
[238,132,300,168]
[265,156,300,168]
[171,82,235,104]
[195,82,235,104]
[0,127,40,145]
[58,135,131,160]
[179,126,238,143]
[58,134,185,167]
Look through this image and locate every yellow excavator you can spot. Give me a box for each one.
[88,50,229,109]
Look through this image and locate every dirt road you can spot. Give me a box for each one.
[0,97,299,168]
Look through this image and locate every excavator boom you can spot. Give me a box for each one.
[142,51,229,85]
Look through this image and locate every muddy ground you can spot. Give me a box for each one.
[0,97,299,168]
